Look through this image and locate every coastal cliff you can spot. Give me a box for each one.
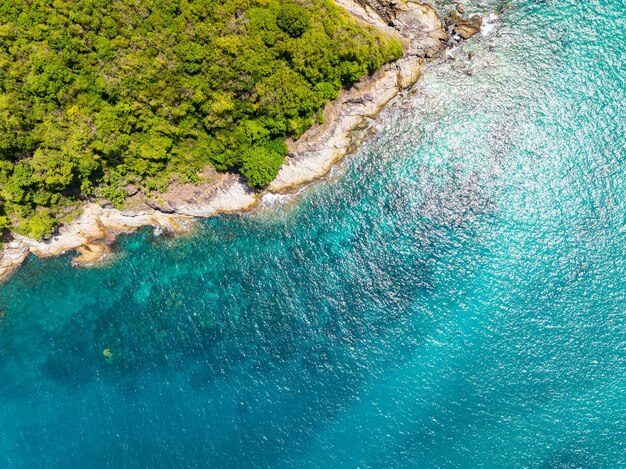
[0,1,483,283]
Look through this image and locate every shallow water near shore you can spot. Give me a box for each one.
[1,0,625,467]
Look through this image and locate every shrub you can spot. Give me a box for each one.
[241,140,288,188]
[15,209,58,240]
[276,4,310,38]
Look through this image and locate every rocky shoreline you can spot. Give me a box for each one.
[0,1,483,283]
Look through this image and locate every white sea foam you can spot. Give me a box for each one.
[481,13,500,36]
[262,193,292,206]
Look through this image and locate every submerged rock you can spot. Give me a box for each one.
[73,243,112,267]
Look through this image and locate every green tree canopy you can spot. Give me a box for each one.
[0,0,403,238]
[277,4,310,37]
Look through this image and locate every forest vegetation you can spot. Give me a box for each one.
[0,0,402,239]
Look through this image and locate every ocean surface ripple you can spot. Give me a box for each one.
[0,0,625,467]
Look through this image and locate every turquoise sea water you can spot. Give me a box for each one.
[1,0,625,467]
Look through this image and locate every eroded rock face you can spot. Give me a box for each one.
[395,1,448,58]
[454,14,482,39]
[0,241,29,283]
[355,0,398,25]
[339,0,448,58]
[396,55,423,89]
[0,2,484,283]
[271,54,425,192]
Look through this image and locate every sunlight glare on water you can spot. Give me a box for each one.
[0,0,625,467]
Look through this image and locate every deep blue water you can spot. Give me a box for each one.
[1,0,625,467]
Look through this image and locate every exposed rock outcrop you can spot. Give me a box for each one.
[0,241,29,282]
[454,14,482,39]
[0,177,257,279]
[0,1,483,283]
[271,0,448,192]
[354,0,399,26]
[445,6,482,42]
[393,2,449,57]
[336,0,448,58]
[270,55,424,192]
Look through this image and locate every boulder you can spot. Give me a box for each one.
[145,197,176,213]
[396,2,448,57]
[447,8,462,25]
[454,14,482,39]
[396,56,423,89]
